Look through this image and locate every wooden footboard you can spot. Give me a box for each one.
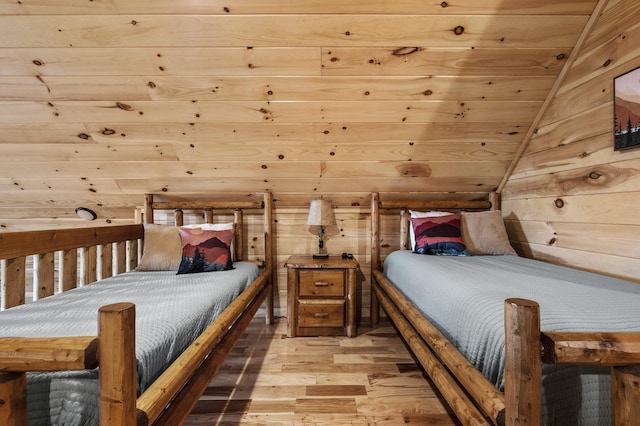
[504,298,640,426]
[0,192,274,425]
[0,273,271,425]
[370,192,640,426]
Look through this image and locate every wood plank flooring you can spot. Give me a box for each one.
[184,316,460,425]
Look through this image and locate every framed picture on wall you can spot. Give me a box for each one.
[614,66,640,150]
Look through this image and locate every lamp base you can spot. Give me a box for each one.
[312,253,329,259]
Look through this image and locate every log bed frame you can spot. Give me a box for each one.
[0,192,274,425]
[369,192,640,426]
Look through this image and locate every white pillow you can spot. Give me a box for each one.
[181,222,234,231]
[408,211,453,250]
[409,210,453,218]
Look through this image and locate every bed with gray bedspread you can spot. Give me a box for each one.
[0,261,259,426]
[383,250,640,425]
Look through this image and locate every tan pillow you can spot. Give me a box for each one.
[135,224,182,271]
[461,210,517,256]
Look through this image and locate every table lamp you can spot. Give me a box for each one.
[306,198,336,259]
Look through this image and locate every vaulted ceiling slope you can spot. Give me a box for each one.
[0,0,598,225]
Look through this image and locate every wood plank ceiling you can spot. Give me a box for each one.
[0,0,598,223]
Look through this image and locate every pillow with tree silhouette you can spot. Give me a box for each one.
[177,227,234,274]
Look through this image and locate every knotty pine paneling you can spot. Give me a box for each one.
[502,194,640,225]
[505,219,640,259]
[0,177,122,193]
[0,161,318,179]
[115,0,596,15]
[0,76,153,101]
[0,75,555,102]
[0,100,543,124]
[539,73,613,128]
[559,30,640,97]
[0,143,176,161]
[321,48,570,77]
[0,1,604,314]
[0,141,520,162]
[0,48,321,77]
[511,242,640,282]
[320,160,508,178]
[115,177,503,195]
[0,159,513,180]
[148,76,554,102]
[0,15,587,48]
[88,122,527,144]
[504,35,640,284]
[579,0,640,59]
[1,0,596,16]
[502,159,640,198]
[518,104,611,157]
[0,122,526,145]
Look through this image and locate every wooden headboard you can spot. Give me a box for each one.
[141,193,272,267]
[370,192,497,272]
[0,192,273,311]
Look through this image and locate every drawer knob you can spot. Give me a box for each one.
[314,312,330,318]
[314,281,330,287]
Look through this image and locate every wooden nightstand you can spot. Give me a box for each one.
[285,254,359,337]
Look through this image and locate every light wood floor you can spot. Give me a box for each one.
[184,316,460,425]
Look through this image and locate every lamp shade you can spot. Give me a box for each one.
[306,199,336,226]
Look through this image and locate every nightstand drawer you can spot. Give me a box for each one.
[298,269,345,297]
[298,300,345,327]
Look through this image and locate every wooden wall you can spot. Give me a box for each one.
[1,0,626,318]
[502,0,640,283]
[0,0,595,229]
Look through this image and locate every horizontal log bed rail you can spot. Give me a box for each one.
[370,192,640,426]
[0,224,143,310]
[0,192,274,425]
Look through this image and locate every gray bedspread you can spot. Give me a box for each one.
[0,261,259,426]
[384,251,640,425]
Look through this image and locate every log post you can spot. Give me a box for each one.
[80,246,97,286]
[35,252,55,301]
[611,365,640,426]
[99,303,137,426]
[400,209,410,250]
[115,241,127,275]
[489,192,500,210]
[370,192,380,326]
[263,192,274,325]
[2,257,26,309]
[98,243,113,280]
[143,194,154,224]
[504,298,542,426]
[234,209,244,262]
[59,249,78,292]
[0,372,27,426]
[174,209,184,226]
[127,240,138,272]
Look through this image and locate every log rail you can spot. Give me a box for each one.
[1,225,143,310]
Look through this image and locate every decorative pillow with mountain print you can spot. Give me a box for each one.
[177,227,234,274]
[410,213,469,256]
